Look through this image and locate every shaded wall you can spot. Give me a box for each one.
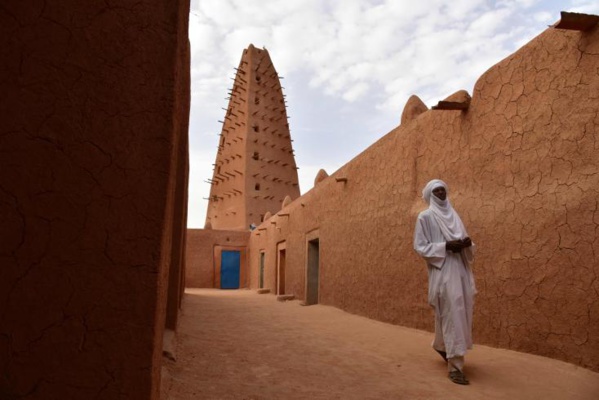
[249,27,599,371]
[186,229,250,288]
[0,1,190,399]
[165,38,191,332]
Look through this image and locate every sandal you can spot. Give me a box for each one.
[448,370,470,385]
[435,349,448,362]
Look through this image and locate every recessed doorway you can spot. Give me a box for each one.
[306,238,320,305]
[259,251,265,289]
[276,242,286,295]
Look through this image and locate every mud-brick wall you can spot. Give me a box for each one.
[205,45,299,231]
[249,27,599,371]
[0,1,190,399]
[186,229,250,288]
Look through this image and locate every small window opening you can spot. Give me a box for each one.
[253,125,259,132]
[252,152,259,160]
[254,97,260,105]
[255,183,261,191]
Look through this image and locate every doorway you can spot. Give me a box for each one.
[220,250,240,289]
[306,239,320,305]
[277,242,286,295]
[259,251,265,289]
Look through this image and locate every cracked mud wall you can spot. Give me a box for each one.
[186,229,250,288]
[0,1,190,399]
[249,27,599,371]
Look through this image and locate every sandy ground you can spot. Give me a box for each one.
[161,289,599,400]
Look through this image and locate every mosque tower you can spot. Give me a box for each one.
[205,44,300,231]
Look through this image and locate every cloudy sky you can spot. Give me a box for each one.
[187,0,598,228]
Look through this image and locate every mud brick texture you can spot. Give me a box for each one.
[185,229,250,289]
[0,1,190,399]
[206,45,300,231]
[248,27,599,372]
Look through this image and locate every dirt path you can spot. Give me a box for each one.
[162,289,599,400]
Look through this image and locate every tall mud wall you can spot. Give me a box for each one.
[0,1,190,398]
[186,229,250,288]
[249,27,599,371]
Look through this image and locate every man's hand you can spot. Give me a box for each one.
[446,240,463,253]
[461,237,472,248]
[446,237,472,253]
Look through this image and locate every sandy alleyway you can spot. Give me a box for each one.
[162,289,599,400]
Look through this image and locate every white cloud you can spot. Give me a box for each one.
[497,0,539,8]
[187,148,217,228]
[298,164,343,195]
[343,82,370,102]
[567,0,599,14]
[533,11,553,22]
[468,8,513,35]
[187,0,586,227]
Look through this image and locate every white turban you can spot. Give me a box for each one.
[422,179,468,241]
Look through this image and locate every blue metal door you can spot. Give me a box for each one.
[221,250,240,289]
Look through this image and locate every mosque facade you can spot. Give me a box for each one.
[188,14,599,373]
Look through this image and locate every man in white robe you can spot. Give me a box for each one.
[413,179,476,385]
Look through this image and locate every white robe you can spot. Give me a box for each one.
[414,209,476,359]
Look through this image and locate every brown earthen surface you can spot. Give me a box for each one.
[185,229,250,288]
[165,5,191,336]
[432,89,472,110]
[400,94,429,125]
[314,168,329,185]
[442,89,468,103]
[205,45,300,230]
[0,1,190,398]
[282,195,292,209]
[162,290,599,400]
[248,26,599,371]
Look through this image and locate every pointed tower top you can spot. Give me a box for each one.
[205,47,300,230]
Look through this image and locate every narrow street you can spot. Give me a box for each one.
[162,289,599,400]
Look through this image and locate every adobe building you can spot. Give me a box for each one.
[206,44,300,231]
[1,1,190,399]
[187,12,599,373]
[186,45,300,290]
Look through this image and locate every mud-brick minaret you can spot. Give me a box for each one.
[205,44,300,230]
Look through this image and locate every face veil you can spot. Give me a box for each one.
[422,179,467,241]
